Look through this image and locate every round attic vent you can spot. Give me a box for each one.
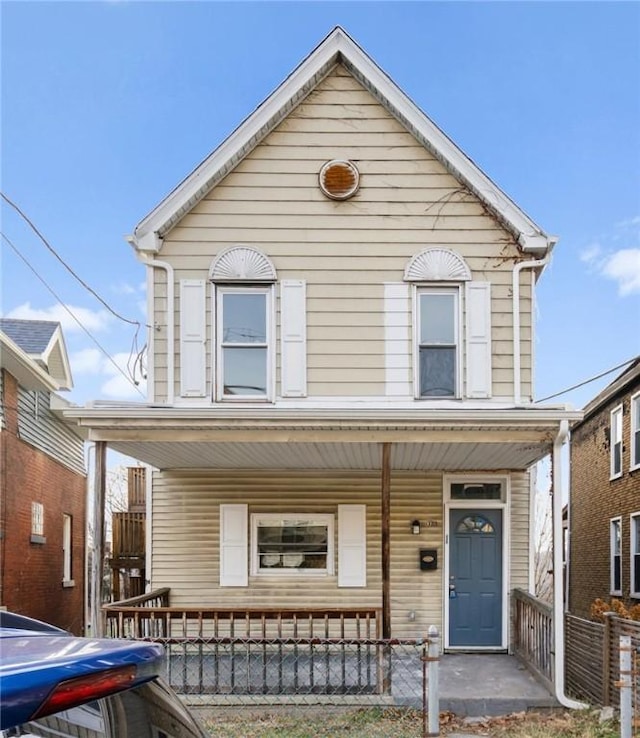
[319,160,360,200]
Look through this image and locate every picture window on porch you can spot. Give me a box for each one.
[611,516,622,595]
[455,514,495,534]
[631,513,640,598]
[610,405,623,479]
[251,514,334,576]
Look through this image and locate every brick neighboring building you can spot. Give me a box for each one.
[568,358,640,618]
[0,319,86,634]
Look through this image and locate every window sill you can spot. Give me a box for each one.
[62,579,75,588]
[610,473,623,482]
[610,590,622,597]
[630,464,640,474]
[30,534,46,544]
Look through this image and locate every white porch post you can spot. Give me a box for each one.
[551,421,586,708]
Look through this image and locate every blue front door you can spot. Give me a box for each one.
[449,509,503,648]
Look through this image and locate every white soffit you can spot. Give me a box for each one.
[131,26,554,255]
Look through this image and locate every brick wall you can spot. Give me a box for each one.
[569,379,640,617]
[0,371,86,634]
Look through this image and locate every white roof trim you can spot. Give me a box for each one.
[0,332,62,392]
[130,26,554,255]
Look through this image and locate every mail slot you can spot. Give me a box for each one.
[419,548,438,571]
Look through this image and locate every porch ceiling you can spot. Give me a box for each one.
[105,438,553,471]
[65,405,582,472]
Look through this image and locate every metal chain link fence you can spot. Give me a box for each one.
[144,636,439,737]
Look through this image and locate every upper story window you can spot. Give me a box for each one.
[210,246,277,402]
[610,405,623,479]
[404,248,486,400]
[217,287,271,399]
[631,392,640,472]
[417,288,459,397]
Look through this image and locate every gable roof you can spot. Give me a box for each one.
[129,26,556,256]
[577,357,640,426]
[0,319,73,390]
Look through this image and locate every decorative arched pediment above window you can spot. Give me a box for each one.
[403,248,471,282]
[209,246,277,283]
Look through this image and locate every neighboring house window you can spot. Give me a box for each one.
[251,514,334,576]
[631,513,640,598]
[416,287,459,397]
[611,517,622,595]
[62,514,73,585]
[216,286,272,399]
[611,405,623,479]
[31,501,44,540]
[631,392,640,471]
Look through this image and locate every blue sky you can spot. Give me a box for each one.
[2,1,639,410]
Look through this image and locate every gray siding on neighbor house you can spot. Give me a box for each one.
[17,388,85,475]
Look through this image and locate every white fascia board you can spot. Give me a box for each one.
[63,404,583,427]
[0,334,61,392]
[130,26,554,255]
[41,323,74,390]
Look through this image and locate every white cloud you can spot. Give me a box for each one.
[70,348,103,374]
[601,249,640,296]
[100,351,146,400]
[5,302,111,333]
[580,243,601,264]
[111,282,137,296]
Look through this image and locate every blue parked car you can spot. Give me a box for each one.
[0,611,209,736]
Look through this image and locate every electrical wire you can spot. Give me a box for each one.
[1,191,152,329]
[1,231,145,398]
[536,356,640,403]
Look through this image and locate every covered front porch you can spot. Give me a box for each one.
[66,403,580,708]
[102,587,557,717]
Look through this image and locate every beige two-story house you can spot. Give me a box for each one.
[67,28,580,659]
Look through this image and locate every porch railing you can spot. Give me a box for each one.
[104,595,381,643]
[103,592,386,696]
[512,588,553,690]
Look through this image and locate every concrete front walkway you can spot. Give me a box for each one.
[439,653,558,717]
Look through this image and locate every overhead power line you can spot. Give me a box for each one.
[536,356,639,403]
[1,231,145,398]
[1,191,152,329]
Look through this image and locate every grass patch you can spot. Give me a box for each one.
[199,706,619,737]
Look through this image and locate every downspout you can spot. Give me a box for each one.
[552,420,587,708]
[512,246,555,405]
[127,238,175,405]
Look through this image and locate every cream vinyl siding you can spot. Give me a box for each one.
[509,470,531,592]
[151,469,444,638]
[155,65,531,402]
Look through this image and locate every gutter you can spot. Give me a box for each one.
[127,238,175,405]
[512,246,556,404]
[551,420,587,709]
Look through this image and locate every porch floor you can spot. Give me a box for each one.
[439,653,558,716]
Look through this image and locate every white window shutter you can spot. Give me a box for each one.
[219,504,248,587]
[338,504,367,588]
[465,282,492,399]
[180,280,206,397]
[280,280,307,397]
